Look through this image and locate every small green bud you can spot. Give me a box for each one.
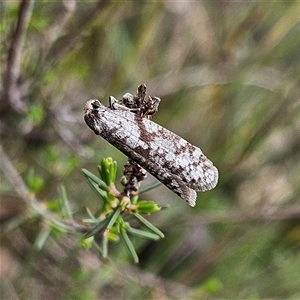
[129,201,161,214]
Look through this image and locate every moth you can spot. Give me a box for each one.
[84,91,218,207]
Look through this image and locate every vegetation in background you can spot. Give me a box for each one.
[1,1,300,299]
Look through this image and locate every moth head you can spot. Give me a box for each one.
[84,99,102,114]
[84,99,104,135]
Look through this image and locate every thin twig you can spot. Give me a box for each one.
[0,143,88,232]
[41,0,76,59]
[115,263,192,299]
[45,1,114,68]
[188,205,300,225]
[4,0,34,112]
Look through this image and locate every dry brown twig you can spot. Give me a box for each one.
[4,0,34,112]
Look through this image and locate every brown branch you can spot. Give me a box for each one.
[4,0,34,112]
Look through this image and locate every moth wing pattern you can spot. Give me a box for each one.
[84,99,218,206]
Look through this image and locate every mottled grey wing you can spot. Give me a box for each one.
[92,108,218,206]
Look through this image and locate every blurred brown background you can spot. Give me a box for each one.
[1,1,300,299]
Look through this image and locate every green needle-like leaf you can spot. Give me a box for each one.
[82,158,165,262]
[119,228,139,263]
[139,180,162,194]
[106,207,121,230]
[101,207,122,257]
[134,213,165,238]
[128,227,161,241]
[34,226,52,250]
[58,185,72,219]
[82,168,109,193]
[85,217,110,238]
[93,241,103,256]
[102,233,108,258]
[86,207,97,220]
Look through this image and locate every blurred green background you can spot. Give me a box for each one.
[1,1,300,299]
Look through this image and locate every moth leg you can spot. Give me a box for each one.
[143,96,161,118]
[122,93,135,108]
[108,96,139,113]
[109,96,129,111]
